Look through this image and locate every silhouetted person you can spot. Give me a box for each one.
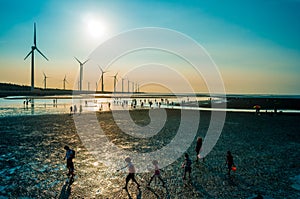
[148,160,165,187]
[69,106,73,115]
[182,153,192,179]
[225,151,234,176]
[117,157,140,190]
[195,137,204,162]
[254,105,261,115]
[74,105,77,114]
[99,103,103,111]
[79,105,82,115]
[64,145,75,177]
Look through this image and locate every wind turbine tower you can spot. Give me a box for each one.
[127,79,130,93]
[98,65,108,92]
[24,23,49,91]
[63,75,68,90]
[112,72,118,92]
[122,78,125,93]
[43,72,48,89]
[74,57,89,91]
[132,82,134,93]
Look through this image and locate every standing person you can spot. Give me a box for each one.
[182,153,192,180]
[195,137,204,162]
[79,104,82,115]
[73,105,77,114]
[117,157,140,190]
[148,160,165,187]
[69,106,73,115]
[225,151,234,176]
[64,146,75,177]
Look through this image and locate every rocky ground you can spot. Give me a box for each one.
[0,109,299,198]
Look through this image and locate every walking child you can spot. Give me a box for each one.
[182,153,192,179]
[64,145,75,177]
[148,160,165,187]
[225,151,234,176]
[117,157,140,190]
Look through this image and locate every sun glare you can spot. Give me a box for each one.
[83,14,107,39]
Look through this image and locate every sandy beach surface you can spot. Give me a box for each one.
[0,109,299,198]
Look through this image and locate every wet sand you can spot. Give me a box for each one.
[0,109,299,198]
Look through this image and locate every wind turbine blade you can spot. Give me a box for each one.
[24,50,33,60]
[36,48,49,61]
[82,59,89,65]
[34,23,36,46]
[97,65,104,72]
[43,72,46,77]
[74,57,82,65]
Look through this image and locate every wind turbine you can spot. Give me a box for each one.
[24,23,49,91]
[135,82,139,93]
[43,72,49,89]
[111,72,118,92]
[74,57,89,91]
[63,75,69,90]
[122,78,125,93]
[98,65,108,92]
[127,79,130,93]
[132,81,135,93]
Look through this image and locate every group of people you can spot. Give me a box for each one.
[69,104,83,115]
[191,137,235,177]
[116,157,166,191]
[63,137,235,191]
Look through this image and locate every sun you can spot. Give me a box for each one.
[87,19,106,38]
[83,14,107,39]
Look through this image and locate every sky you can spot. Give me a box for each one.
[0,0,300,94]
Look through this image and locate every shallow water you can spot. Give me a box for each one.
[1,95,299,118]
[0,96,208,117]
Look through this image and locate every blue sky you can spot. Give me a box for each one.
[0,0,299,94]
